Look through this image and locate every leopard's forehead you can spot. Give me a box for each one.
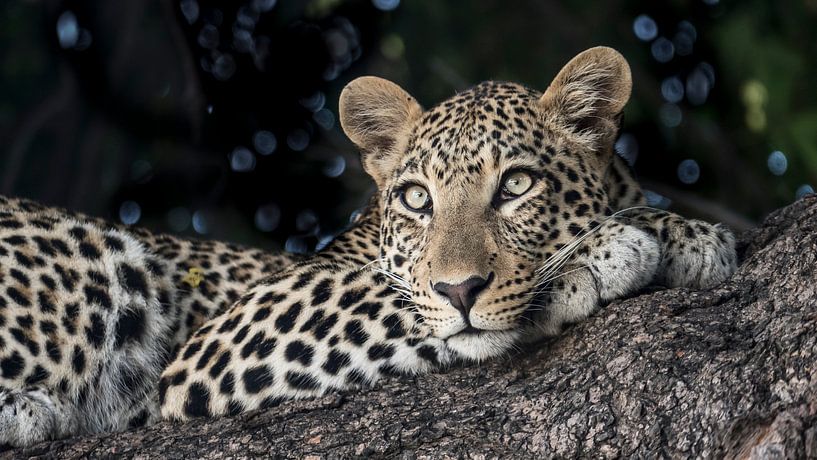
[427,80,540,119]
[398,81,553,185]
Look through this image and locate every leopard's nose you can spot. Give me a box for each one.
[432,273,494,316]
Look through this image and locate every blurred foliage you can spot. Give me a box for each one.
[0,0,815,251]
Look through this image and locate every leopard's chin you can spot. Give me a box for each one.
[444,328,520,362]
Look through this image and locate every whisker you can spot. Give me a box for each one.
[358,259,378,271]
[534,206,653,282]
[536,264,590,287]
[371,267,412,291]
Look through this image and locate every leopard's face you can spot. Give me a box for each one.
[377,83,610,354]
[340,47,632,358]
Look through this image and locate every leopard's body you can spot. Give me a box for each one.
[0,47,737,445]
[0,196,298,353]
[0,197,294,446]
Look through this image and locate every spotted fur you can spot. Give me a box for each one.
[0,196,297,354]
[0,214,168,445]
[0,199,294,447]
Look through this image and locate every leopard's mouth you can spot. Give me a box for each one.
[457,325,485,335]
[450,324,516,338]
[445,297,546,339]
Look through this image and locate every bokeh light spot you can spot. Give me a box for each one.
[233,29,254,53]
[119,201,141,225]
[251,0,277,12]
[197,24,219,49]
[324,30,349,59]
[633,15,658,41]
[673,35,693,56]
[230,147,256,172]
[796,184,814,200]
[295,209,318,232]
[321,18,361,81]
[767,151,788,176]
[674,21,696,56]
[614,133,639,166]
[192,211,209,234]
[742,80,767,132]
[678,20,697,41]
[212,53,236,81]
[253,130,277,155]
[236,5,259,29]
[313,109,335,130]
[316,234,335,251]
[745,110,767,132]
[323,66,340,82]
[380,34,405,60]
[300,92,326,112]
[661,76,685,103]
[686,64,714,105]
[323,156,346,178]
[372,0,400,11]
[254,204,281,232]
[677,159,701,184]
[180,0,199,24]
[742,80,768,107]
[696,62,716,87]
[643,190,672,209]
[57,11,79,49]
[285,236,309,254]
[253,35,271,64]
[651,37,675,63]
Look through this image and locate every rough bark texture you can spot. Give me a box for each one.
[6,197,817,459]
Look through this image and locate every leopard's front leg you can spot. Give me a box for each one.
[621,209,738,289]
[523,220,660,340]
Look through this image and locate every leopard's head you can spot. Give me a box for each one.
[340,47,632,359]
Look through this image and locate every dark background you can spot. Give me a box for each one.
[2,0,815,253]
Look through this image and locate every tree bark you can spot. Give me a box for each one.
[7,197,817,459]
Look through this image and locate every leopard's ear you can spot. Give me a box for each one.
[539,47,631,152]
[339,76,423,188]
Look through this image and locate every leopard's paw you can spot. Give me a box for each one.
[658,221,737,289]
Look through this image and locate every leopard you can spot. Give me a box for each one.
[0,196,295,447]
[158,47,737,421]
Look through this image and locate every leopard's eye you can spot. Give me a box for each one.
[401,184,432,212]
[502,171,533,198]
